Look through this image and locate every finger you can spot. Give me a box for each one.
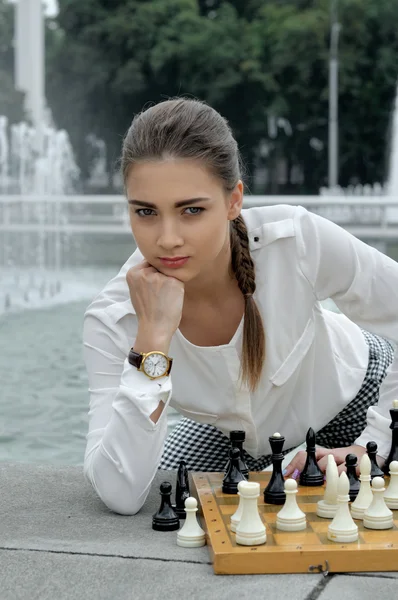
[317,456,330,473]
[283,451,307,477]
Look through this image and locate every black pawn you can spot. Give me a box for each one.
[264,433,286,505]
[222,447,247,494]
[224,430,249,479]
[299,428,324,486]
[366,441,385,480]
[152,481,180,531]
[383,401,398,475]
[174,460,190,519]
[345,454,360,502]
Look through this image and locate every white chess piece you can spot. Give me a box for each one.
[276,479,306,531]
[384,460,398,510]
[327,471,358,543]
[363,476,393,530]
[230,481,245,533]
[235,481,266,546]
[317,454,338,518]
[176,497,206,548]
[351,453,373,520]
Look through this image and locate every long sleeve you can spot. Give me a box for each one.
[295,207,398,457]
[82,313,172,515]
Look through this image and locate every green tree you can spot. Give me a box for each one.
[46,0,398,193]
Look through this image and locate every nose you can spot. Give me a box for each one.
[157,219,184,250]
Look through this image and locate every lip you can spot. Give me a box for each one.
[160,257,190,268]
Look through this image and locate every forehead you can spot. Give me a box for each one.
[126,158,222,201]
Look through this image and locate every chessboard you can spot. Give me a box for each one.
[192,471,398,575]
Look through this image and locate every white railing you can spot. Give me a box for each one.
[1,194,398,241]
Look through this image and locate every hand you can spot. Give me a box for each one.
[284,444,368,477]
[126,260,185,337]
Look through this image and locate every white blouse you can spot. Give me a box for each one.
[83,204,398,514]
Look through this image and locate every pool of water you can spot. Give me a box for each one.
[0,269,181,466]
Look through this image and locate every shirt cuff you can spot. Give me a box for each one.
[117,358,172,427]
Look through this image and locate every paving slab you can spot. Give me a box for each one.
[0,462,397,599]
[0,550,323,600]
[317,574,398,600]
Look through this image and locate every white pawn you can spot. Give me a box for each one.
[351,453,373,520]
[230,480,245,533]
[235,481,266,546]
[327,472,358,543]
[276,479,306,531]
[317,454,338,518]
[176,497,206,548]
[363,477,393,530]
[384,461,398,510]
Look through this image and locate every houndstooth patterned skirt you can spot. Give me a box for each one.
[159,330,395,472]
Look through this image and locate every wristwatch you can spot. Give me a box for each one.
[128,348,173,379]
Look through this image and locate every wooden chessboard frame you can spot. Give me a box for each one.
[192,471,398,575]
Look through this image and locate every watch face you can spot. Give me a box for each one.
[143,353,168,377]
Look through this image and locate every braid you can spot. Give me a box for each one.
[230,216,256,296]
[230,216,266,392]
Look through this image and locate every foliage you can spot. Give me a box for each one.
[45,0,398,192]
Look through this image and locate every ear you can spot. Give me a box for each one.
[227,180,244,220]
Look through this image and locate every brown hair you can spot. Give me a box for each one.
[121,97,265,392]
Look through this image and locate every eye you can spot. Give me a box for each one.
[135,208,155,217]
[185,207,204,215]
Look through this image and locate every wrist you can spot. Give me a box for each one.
[134,327,172,356]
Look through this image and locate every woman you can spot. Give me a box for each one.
[83,97,397,515]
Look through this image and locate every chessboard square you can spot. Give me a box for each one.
[299,503,319,513]
[298,486,326,497]
[310,521,331,534]
[220,504,240,516]
[273,532,321,546]
[360,530,397,544]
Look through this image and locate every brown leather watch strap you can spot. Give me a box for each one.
[128,348,143,369]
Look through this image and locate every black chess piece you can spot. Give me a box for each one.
[383,401,398,475]
[174,460,190,519]
[224,430,249,479]
[222,447,247,494]
[366,441,385,480]
[152,482,180,531]
[264,433,286,505]
[299,428,324,486]
[345,453,360,502]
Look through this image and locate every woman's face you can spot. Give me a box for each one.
[126,158,243,283]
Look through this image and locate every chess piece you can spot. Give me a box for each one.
[345,453,360,502]
[384,461,398,509]
[174,460,190,519]
[222,447,247,494]
[317,454,339,518]
[276,479,306,531]
[152,481,180,531]
[327,472,358,543]
[176,497,206,548]
[224,431,249,479]
[366,441,385,480]
[383,399,398,475]
[363,476,393,530]
[264,432,286,504]
[230,480,245,533]
[299,428,324,486]
[235,481,266,546]
[351,453,373,520]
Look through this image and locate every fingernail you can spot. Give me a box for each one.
[292,468,300,479]
[282,468,287,476]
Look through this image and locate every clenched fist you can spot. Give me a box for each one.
[126,260,185,339]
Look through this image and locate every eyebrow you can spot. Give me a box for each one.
[128,197,212,209]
